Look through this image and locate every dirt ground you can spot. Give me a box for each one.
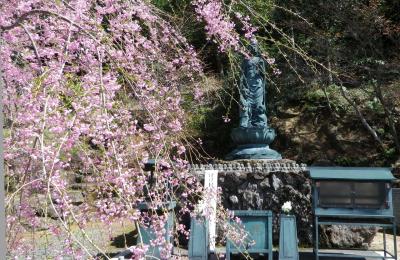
[369,231,400,258]
[13,221,400,259]
[13,219,136,259]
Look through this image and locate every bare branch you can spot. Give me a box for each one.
[21,24,43,73]
[1,10,75,31]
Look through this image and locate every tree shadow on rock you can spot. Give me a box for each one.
[110,230,138,248]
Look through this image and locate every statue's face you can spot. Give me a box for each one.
[246,59,261,78]
[248,65,256,77]
[249,43,260,56]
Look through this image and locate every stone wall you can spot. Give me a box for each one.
[218,168,314,245]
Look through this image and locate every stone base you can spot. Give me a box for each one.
[225,144,282,160]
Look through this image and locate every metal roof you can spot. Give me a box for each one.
[308,167,395,181]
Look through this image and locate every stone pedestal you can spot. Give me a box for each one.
[226,127,281,160]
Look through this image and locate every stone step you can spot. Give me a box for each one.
[67,190,85,205]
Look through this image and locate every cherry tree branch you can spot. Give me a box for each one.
[0,10,87,32]
[21,24,43,72]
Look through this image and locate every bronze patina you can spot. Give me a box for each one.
[226,41,281,160]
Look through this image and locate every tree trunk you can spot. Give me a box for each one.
[339,85,384,149]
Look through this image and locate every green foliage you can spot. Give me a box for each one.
[59,75,85,110]
[334,156,357,167]
[366,97,383,113]
[383,147,396,160]
[152,0,171,9]
[148,0,400,164]
[186,106,213,136]
[302,84,349,114]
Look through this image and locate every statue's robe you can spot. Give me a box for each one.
[239,55,267,128]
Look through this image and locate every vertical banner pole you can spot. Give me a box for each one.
[204,170,218,252]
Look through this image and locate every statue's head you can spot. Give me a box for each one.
[249,39,260,56]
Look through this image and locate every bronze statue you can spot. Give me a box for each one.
[226,41,281,160]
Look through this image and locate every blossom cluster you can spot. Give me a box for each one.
[235,12,258,40]
[193,0,240,52]
[0,0,263,258]
[0,0,206,258]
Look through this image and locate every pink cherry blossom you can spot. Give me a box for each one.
[1,0,260,257]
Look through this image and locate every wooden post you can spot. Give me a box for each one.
[188,217,209,259]
[279,215,299,260]
[204,170,218,252]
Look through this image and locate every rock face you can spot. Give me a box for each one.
[217,169,377,247]
[320,225,377,249]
